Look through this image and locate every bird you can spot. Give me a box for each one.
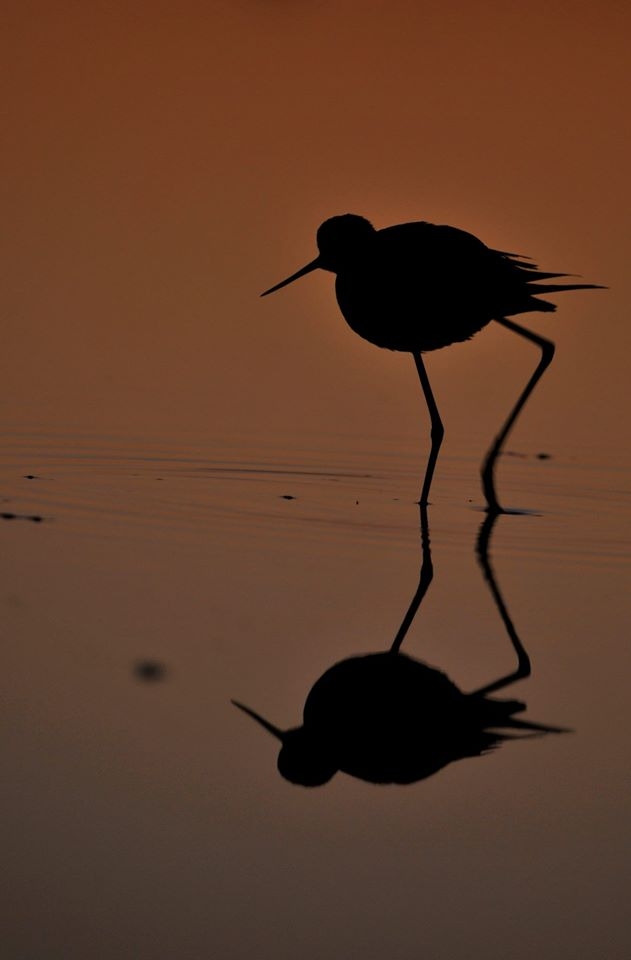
[232,504,568,787]
[261,214,604,511]
[232,649,566,787]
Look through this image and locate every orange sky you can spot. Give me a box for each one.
[2,0,629,454]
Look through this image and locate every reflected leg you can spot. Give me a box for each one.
[470,509,531,695]
[390,502,433,654]
[414,353,444,506]
[482,317,555,514]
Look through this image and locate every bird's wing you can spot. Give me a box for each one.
[377,221,515,290]
[376,222,604,308]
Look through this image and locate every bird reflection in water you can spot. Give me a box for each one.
[233,507,567,786]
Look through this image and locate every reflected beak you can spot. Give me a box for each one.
[260,257,322,297]
[231,699,285,741]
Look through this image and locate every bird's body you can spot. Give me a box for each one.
[330,219,572,353]
[298,651,539,784]
[334,223,494,352]
[233,651,564,786]
[262,214,603,509]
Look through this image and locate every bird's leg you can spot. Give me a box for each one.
[414,353,444,506]
[481,317,555,514]
[469,509,531,695]
[390,501,433,654]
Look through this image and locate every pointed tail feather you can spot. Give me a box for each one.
[530,282,606,295]
[495,716,571,735]
[523,271,571,281]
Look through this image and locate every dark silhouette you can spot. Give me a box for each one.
[233,506,567,786]
[262,214,604,511]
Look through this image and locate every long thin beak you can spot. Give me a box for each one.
[260,257,322,297]
[231,699,286,740]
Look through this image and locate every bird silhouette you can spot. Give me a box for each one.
[262,214,604,511]
[233,506,567,787]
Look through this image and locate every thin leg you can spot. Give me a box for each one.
[390,502,432,654]
[469,509,531,696]
[481,317,555,514]
[414,353,444,506]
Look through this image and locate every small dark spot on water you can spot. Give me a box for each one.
[1,511,45,523]
[156,477,164,481]
[133,660,167,682]
[355,500,359,505]
[505,449,552,461]
[24,474,38,480]
[280,494,296,500]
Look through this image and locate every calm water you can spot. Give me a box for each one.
[2,428,630,960]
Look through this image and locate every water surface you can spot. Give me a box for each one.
[2,429,629,960]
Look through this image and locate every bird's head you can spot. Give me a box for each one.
[261,214,375,296]
[315,214,376,270]
[232,699,337,787]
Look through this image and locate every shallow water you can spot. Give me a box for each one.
[2,428,630,960]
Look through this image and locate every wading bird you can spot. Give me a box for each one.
[233,654,564,786]
[262,215,603,511]
[233,507,567,787]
